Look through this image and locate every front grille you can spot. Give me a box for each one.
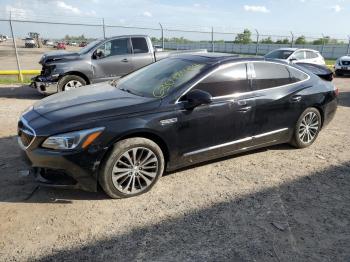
[342,61,350,66]
[18,119,35,148]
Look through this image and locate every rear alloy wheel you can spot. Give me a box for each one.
[99,138,165,199]
[291,108,322,148]
[58,75,86,92]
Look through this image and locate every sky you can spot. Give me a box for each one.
[0,0,349,40]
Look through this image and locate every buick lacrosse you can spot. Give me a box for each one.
[18,54,338,198]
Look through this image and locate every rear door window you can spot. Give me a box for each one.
[305,51,318,59]
[252,62,307,90]
[192,63,250,97]
[131,37,149,54]
[294,51,305,60]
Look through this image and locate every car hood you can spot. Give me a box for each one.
[339,55,350,61]
[33,83,160,123]
[40,51,80,65]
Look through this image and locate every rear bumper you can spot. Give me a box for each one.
[19,139,108,192]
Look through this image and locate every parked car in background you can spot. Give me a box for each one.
[334,55,350,76]
[265,48,326,65]
[71,42,77,46]
[24,38,36,48]
[79,41,87,47]
[56,42,66,50]
[46,41,54,47]
[19,54,338,198]
[32,35,206,95]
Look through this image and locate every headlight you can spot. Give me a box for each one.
[42,127,104,150]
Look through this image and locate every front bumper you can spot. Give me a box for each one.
[334,65,350,75]
[31,75,58,95]
[18,137,108,192]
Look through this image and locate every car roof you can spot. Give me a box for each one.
[274,48,320,53]
[172,53,289,66]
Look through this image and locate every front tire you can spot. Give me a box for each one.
[99,138,165,199]
[58,75,86,92]
[290,107,322,148]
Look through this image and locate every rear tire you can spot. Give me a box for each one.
[58,75,86,92]
[99,138,165,199]
[290,107,322,148]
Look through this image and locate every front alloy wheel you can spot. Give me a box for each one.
[99,138,165,199]
[291,108,322,148]
[112,147,159,194]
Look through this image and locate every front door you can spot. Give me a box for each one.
[175,63,256,163]
[91,38,134,82]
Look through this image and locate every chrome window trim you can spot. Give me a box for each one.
[183,128,288,157]
[18,116,36,150]
[175,61,310,104]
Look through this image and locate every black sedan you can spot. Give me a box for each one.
[18,54,338,198]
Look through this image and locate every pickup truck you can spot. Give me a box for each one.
[32,35,206,95]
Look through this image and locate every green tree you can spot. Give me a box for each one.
[234,29,252,44]
[295,36,307,45]
[275,38,290,44]
[260,37,273,44]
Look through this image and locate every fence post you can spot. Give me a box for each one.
[211,27,214,52]
[9,12,23,82]
[321,34,325,55]
[255,29,259,56]
[290,31,294,48]
[102,18,106,39]
[347,36,350,55]
[159,23,164,49]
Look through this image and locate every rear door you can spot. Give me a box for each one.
[130,37,154,71]
[176,63,256,163]
[293,50,306,63]
[250,62,310,144]
[91,38,134,82]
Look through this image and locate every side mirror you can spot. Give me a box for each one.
[184,89,212,110]
[93,50,103,59]
[289,57,298,63]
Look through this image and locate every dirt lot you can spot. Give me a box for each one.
[0,78,349,261]
[0,40,81,70]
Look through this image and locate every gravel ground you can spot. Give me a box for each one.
[0,78,349,262]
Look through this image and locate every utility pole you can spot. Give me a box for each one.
[211,27,214,52]
[102,18,106,39]
[9,11,23,82]
[347,35,350,55]
[321,34,325,55]
[255,29,259,56]
[159,23,164,49]
[290,31,294,48]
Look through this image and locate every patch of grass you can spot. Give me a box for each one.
[0,77,32,84]
[325,59,336,66]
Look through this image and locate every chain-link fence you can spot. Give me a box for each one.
[0,16,349,81]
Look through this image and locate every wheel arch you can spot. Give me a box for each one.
[98,130,170,178]
[61,71,91,85]
[312,105,325,128]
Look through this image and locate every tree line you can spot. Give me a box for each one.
[151,29,346,45]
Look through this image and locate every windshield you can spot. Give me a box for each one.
[265,50,294,59]
[116,58,206,98]
[78,39,101,54]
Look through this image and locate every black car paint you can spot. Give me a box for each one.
[19,56,338,192]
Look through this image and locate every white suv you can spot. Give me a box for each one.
[265,48,326,65]
[334,55,350,76]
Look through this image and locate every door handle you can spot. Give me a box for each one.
[238,106,252,113]
[121,58,129,62]
[291,95,302,103]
